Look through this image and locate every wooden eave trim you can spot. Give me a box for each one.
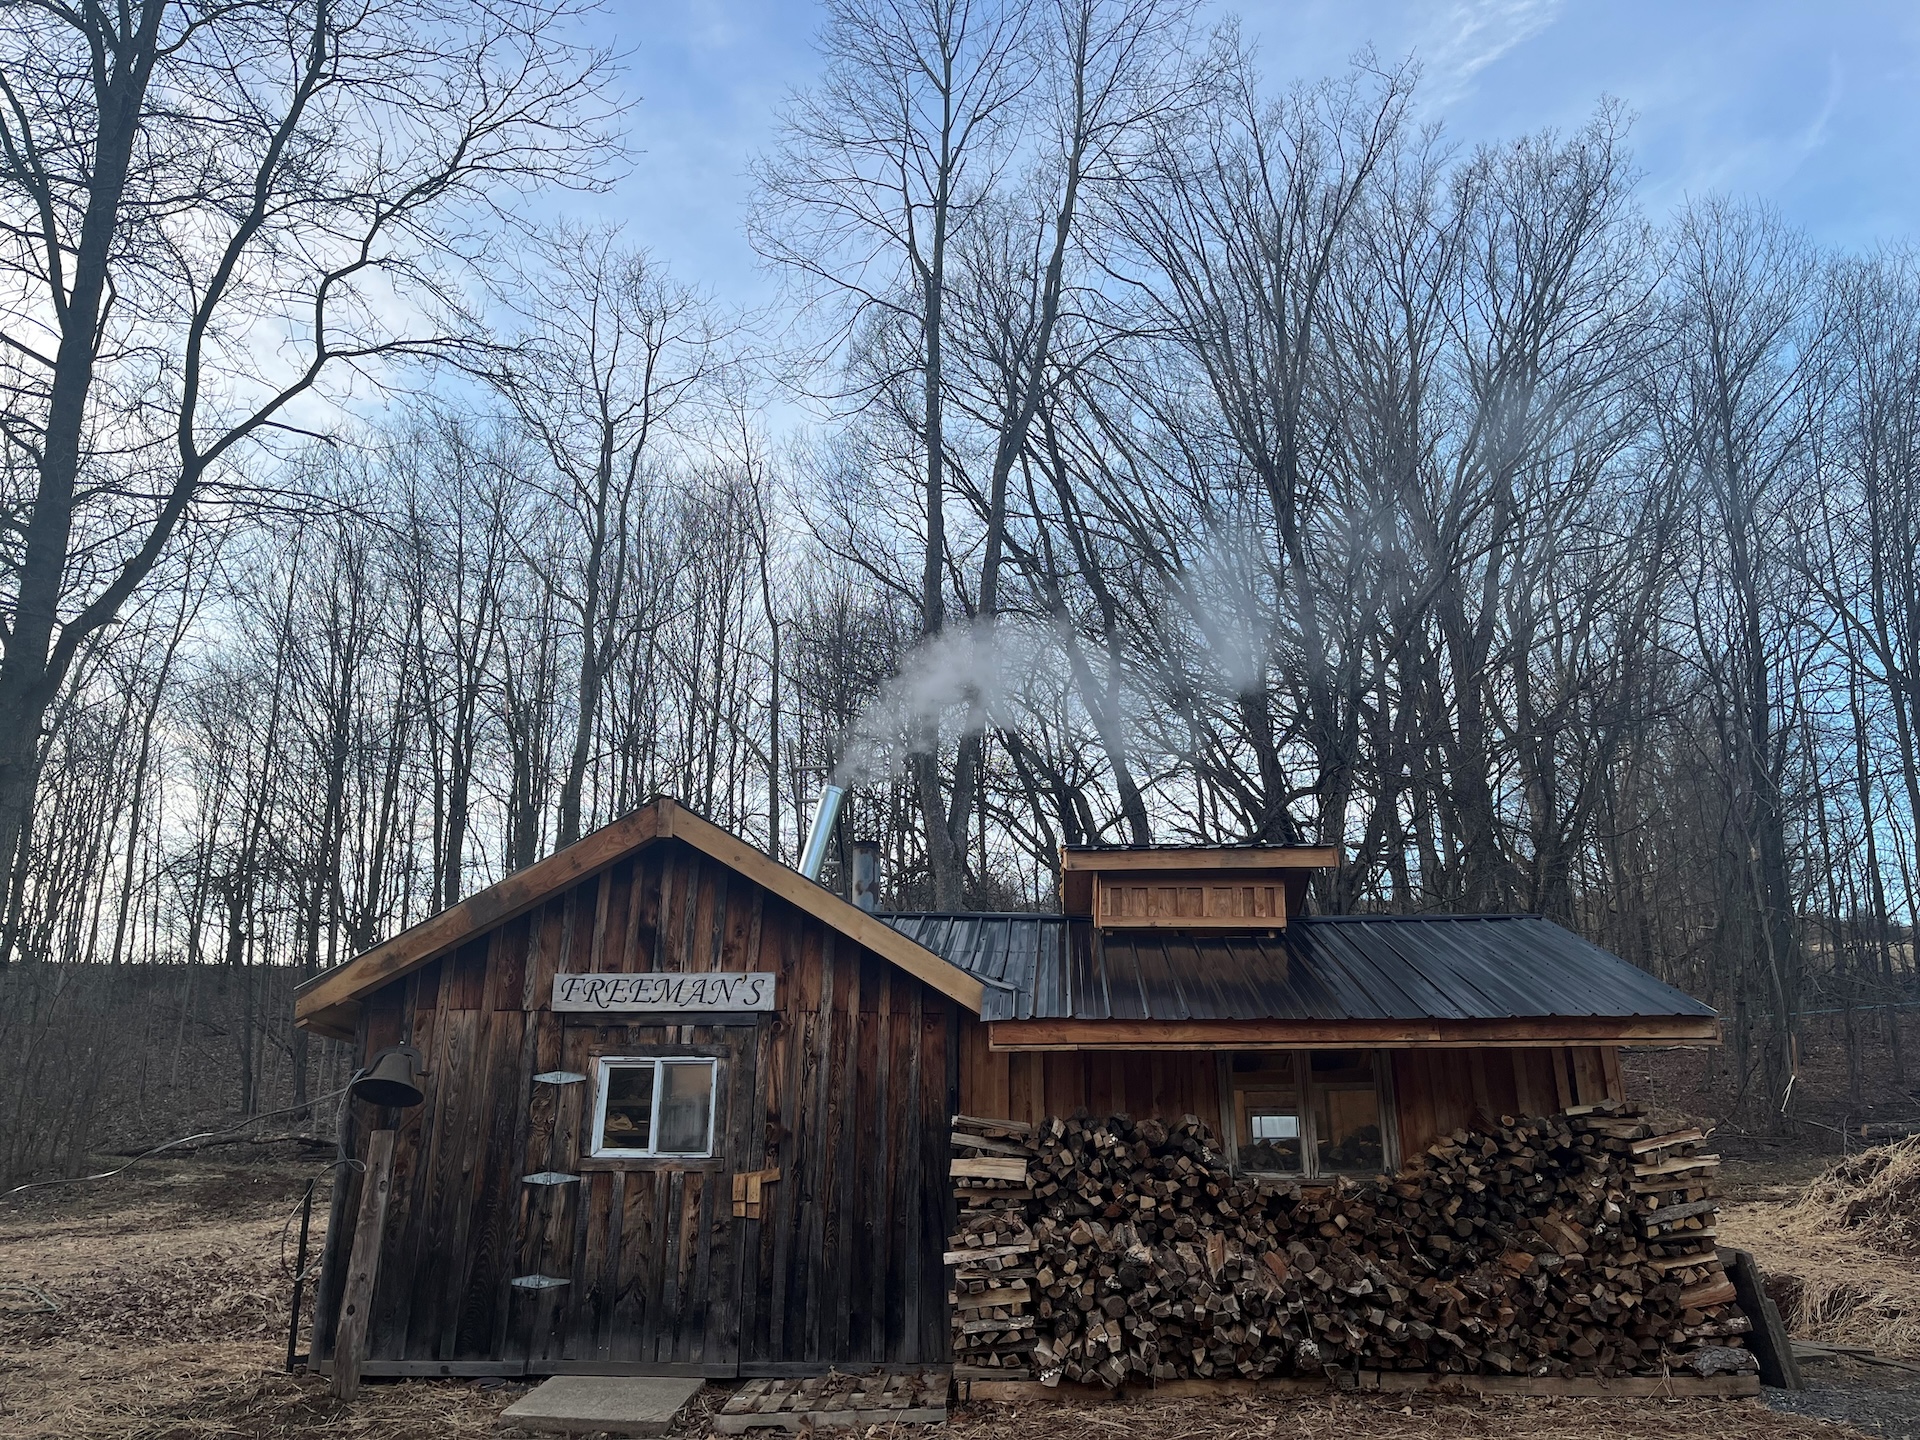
[986,1015,1723,1050]
[294,805,666,1022]
[1059,847,1341,872]
[302,1004,360,1043]
[293,798,984,1028]
[664,807,985,1013]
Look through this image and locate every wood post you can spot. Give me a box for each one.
[1722,1247,1803,1389]
[330,1127,396,1401]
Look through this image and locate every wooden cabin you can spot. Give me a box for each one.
[292,798,1719,1382]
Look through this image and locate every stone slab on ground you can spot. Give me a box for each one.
[499,1376,705,1435]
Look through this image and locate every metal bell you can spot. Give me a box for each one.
[351,1045,427,1108]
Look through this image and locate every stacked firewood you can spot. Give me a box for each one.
[946,1103,1751,1387]
[946,1115,1041,1376]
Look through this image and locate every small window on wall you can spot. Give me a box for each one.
[591,1058,717,1159]
[1224,1050,1392,1178]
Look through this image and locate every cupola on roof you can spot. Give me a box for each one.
[1059,843,1339,932]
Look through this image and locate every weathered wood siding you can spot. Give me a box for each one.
[959,1033,1624,1158]
[1390,1045,1622,1152]
[957,1024,1222,1124]
[314,838,956,1377]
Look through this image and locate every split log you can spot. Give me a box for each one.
[944,1103,1748,1387]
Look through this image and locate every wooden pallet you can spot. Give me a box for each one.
[716,1371,950,1432]
[957,1371,1762,1403]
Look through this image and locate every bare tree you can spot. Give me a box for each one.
[488,229,724,846]
[0,0,615,956]
[753,0,1034,905]
[1654,199,1833,1116]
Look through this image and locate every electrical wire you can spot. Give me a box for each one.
[2,1082,356,1201]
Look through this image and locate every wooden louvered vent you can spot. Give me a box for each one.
[1097,872,1286,930]
[1061,845,1339,933]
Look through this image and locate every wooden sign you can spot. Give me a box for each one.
[551,971,777,1013]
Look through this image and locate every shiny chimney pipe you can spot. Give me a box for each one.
[798,784,845,881]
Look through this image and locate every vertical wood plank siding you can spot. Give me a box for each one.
[320,840,954,1375]
[962,1037,1624,1156]
[1388,1045,1624,1153]
[958,1031,1223,1124]
[318,830,1632,1379]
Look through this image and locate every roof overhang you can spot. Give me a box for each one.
[294,798,984,1040]
[986,1015,1724,1050]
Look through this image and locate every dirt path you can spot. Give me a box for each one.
[0,1153,1898,1440]
[1761,1356,1920,1440]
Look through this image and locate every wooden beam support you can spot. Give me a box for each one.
[329,1127,396,1402]
[1724,1247,1805,1390]
[958,1372,1761,1402]
[987,1016,1723,1050]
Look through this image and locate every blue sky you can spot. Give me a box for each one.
[580,0,1920,309]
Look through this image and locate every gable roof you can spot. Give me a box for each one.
[293,798,985,1039]
[880,911,1720,1044]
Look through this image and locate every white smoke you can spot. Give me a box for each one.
[1173,523,1276,696]
[832,617,1051,787]
[829,534,1274,794]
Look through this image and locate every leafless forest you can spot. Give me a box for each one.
[1,0,1917,1183]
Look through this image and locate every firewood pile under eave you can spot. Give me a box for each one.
[944,1103,1751,1387]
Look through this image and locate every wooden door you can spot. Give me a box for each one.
[513,1018,761,1376]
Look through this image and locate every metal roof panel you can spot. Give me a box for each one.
[876,911,1717,1024]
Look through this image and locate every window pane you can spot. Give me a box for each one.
[655,1061,714,1155]
[1235,1085,1302,1172]
[1314,1085,1384,1173]
[602,1065,655,1151]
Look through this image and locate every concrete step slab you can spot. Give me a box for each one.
[499,1376,704,1435]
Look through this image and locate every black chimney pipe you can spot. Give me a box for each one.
[851,840,881,913]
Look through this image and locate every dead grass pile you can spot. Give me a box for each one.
[1719,1203,1920,1359]
[1717,1142,1920,1360]
[1793,1136,1920,1256]
[946,1392,1858,1440]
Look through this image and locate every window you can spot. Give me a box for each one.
[1230,1052,1303,1172]
[590,1058,717,1159]
[1224,1050,1392,1178]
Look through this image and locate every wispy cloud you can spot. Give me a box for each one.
[1414,0,1566,104]
[579,0,1919,318]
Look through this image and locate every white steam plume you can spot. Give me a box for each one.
[832,617,1049,788]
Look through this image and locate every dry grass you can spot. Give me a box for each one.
[1718,1139,1920,1361]
[0,1152,1895,1440]
[0,1340,513,1440]
[0,1356,1872,1440]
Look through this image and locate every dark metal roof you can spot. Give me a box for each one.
[877,912,1717,1025]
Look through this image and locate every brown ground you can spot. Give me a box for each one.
[3,1149,1918,1440]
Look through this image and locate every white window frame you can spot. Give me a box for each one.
[1218,1049,1399,1180]
[590,1056,718,1159]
